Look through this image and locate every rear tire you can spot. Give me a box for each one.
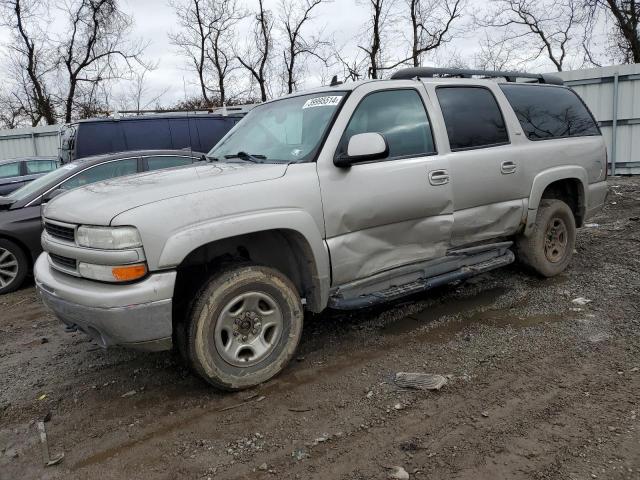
[187,264,303,390]
[0,239,28,295]
[516,199,576,277]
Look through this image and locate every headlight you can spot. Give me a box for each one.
[78,262,147,282]
[76,226,142,250]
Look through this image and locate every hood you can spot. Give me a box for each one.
[44,162,288,225]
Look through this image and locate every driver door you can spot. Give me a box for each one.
[316,85,454,286]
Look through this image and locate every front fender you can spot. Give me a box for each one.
[524,166,588,235]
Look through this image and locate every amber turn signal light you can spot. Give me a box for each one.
[111,263,147,282]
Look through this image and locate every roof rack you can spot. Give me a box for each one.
[390,67,563,85]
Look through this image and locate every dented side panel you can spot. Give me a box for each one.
[450,199,525,247]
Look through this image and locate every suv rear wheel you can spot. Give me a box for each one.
[186,264,303,390]
[0,239,28,295]
[516,199,576,277]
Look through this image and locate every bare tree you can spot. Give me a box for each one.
[406,0,464,67]
[478,0,588,71]
[474,31,521,70]
[358,0,394,79]
[237,0,273,101]
[170,0,244,106]
[586,0,640,63]
[57,0,147,123]
[280,0,327,94]
[0,0,57,125]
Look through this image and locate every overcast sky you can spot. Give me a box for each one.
[0,0,610,109]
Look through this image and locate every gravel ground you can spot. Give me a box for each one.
[1,177,639,480]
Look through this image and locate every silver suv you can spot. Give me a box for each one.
[35,68,608,390]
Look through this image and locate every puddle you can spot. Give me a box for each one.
[382,286,569,344]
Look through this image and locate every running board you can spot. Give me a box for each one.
[329,249,515,310]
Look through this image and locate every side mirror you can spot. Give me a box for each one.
[42,189,64,203]
[334,132,389,168]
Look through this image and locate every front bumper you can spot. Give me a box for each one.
[34,253,176,351]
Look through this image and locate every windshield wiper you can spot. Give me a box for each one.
[224,151,267,163]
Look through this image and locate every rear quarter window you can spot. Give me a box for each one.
[499,84,600,140]
[123,119,172,150]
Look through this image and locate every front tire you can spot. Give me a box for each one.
[187,264,303,390]
[516,199,576,277]
[0,239,28,295]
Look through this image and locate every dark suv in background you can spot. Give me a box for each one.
[59,109,251,163]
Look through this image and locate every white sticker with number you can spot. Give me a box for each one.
[302,96,342,109]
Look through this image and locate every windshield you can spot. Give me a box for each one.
[208,92,347,163]
[7,163,77,201]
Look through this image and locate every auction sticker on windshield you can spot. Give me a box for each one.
[302,96,342,109]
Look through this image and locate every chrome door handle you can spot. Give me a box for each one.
[428,169,450,186]
[501,161,517,174]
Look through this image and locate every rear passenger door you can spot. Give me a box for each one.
[433,85,528,247]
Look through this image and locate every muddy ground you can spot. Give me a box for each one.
[1,177,639,480]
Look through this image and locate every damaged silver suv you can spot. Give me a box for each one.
[35,68,608,390]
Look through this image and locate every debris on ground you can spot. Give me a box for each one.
[572,297,592,306]
[394,372,448,391]
[37,421,64,467]
[220,395,265,412]
[292,448,310,461]
[387,465,410,479]
[121,390,137,398]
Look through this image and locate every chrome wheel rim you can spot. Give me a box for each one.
[214,291,284,367]
[544,217,568,263]
[0,247,18,289]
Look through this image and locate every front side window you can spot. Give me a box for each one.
[26,159,58,174]
[337,89,436,159]
[436,87,509,151]
[60,158,138,190]
[145,155,195,171]
[500,84,600,140]
[209,92,347,163]
[0,162,20,179]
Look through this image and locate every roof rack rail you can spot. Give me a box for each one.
[390,67,563,85]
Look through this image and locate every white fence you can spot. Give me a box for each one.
[0,124,60,160]
[554,64,640,175]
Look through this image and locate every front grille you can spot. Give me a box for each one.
[45,222,75,243]
[49,253,77,271]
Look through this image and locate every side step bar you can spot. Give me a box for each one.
[329,249,515,310]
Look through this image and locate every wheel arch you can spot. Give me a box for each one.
[524,167,587,236]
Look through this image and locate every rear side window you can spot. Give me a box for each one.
[500,84,600,140]
[168,118,194,150]
[123,119,172,150]
[145,155,195,171]
[26,159,57,174]
[0,162,20,179]
[76,122,126,158]
[339,89,436,159]
[60,158,138,190]
[436,87,509,151]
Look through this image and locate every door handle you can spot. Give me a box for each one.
[501,161,517,174]
[428,169,450,186]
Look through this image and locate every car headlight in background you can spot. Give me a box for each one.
[78,262,148,282]
[76,226,142,250]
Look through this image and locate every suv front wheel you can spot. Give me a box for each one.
[187,264,303,390]
[516,199,576,277]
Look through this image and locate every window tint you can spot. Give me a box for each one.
[123,119,172,150]
[60,158,138,190]
[146,155,195,171]
[76,122,126,158]
[500,84,600,140]
[26,159,57,174]
[339,89,435,159]
[0,162,20,179]
[436,87,509,150]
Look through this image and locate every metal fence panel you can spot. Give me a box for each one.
[0,125,60,160]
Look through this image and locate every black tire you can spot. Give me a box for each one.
[186,264,303,390]
[0,238,28,295]
[516,199,576,277]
